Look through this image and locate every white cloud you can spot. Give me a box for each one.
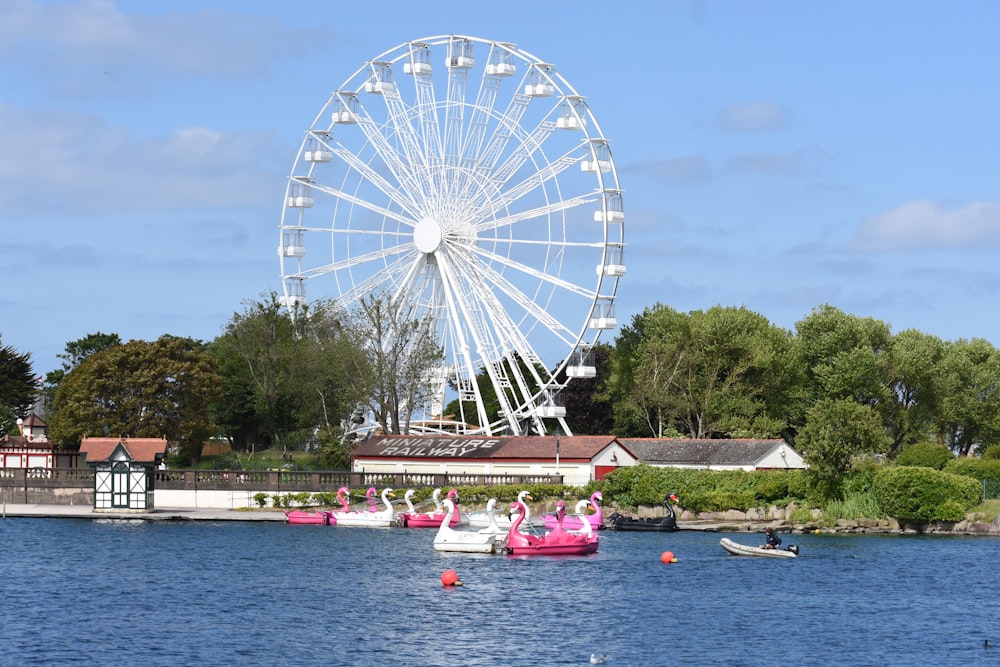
[0,0,329,90]
[717,102,789,132]
[850,200,1000,251]
[0,104,285,217]
[724,145,831,176]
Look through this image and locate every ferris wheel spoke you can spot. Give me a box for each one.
[381,89,439,197]
[486,114,559,193]
[460,47,508,170]
[335,251,421,305]
[408,62,445,179]
[468,245,595,299]
[299,244,415,280]
[350,105,430,204]
[296,177,414,226]
[470,151,581,219]
[473,194,597,234]
[325,140,424,219]
[433,252,501,429]
[449,265,556,415]
[447,251,576,346]
[471,92,531,179]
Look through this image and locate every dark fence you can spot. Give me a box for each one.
[2,467,563,496]
[154,469,562,491]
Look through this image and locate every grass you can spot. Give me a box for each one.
[966,499,1000,523]
[187,448,318,470]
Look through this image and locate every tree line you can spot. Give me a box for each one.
[4,299,1000,499]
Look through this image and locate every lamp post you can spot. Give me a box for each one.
[554,426,561,476]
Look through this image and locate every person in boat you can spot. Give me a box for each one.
[760,526,782,550]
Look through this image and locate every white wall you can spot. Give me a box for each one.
[156,489,267,509]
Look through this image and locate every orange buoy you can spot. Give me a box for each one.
[441,569,461,586]
[661,550,677,564]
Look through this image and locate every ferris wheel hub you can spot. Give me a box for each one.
[414,217,443,254]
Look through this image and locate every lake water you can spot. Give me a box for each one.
[2,518,998,666]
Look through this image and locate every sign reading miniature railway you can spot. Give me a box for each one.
[362,437,502,459]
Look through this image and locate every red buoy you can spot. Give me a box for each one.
[661,550,677,564]
[441,569,461,586]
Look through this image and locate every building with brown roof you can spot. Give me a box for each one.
[79,436,168,511]
[618,438,806,471]
[351,434,638,486]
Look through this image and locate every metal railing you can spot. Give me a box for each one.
[1,467,565,493]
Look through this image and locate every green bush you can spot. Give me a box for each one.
[896,442,954,470]
[945,457,1000,481]
[872,466,981,522]
[600,465,810,513]
[843,460,881,495]
[981,446,1000,461]
[253,492,268,508]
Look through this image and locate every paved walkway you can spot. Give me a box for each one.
[0,503,285,522]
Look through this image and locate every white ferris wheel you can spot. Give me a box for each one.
[277,35,625,437]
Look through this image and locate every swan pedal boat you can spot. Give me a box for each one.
[466,490,537,531]
[607,494,680,532]
[334,488,396,527]
[720,537,799,558]
[434,498,506,553]
[607,512,678,532]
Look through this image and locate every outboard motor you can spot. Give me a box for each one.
[787,544,800,555]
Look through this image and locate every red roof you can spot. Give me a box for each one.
[352,434,631,462]
[79,437,167,464]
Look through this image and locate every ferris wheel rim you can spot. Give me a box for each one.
[278,35,624,435]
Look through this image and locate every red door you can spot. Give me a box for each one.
[595,465,616,480]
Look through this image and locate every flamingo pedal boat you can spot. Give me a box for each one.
[542,491,605,532]
[505,499,599,556]
[720,537,799,558]
[283,510,332,525]
[399,489,461,528]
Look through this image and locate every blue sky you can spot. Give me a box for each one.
[2,0,999,377]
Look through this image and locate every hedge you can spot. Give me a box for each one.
[871,466,981,522]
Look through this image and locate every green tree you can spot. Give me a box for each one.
[211,293,373,452]
[933,338,1000,456]
[797,398,891,500]
[608,304,794,438]
[884,329,945,455]
[555,343,614,435]
[0,403,19,435]
[42,332,123,416]
[48,335,220,462]
[0,338,37,417]
[352,294,444,435]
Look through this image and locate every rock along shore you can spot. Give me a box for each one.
[675,508,1000,537]
[4,502,1000,536]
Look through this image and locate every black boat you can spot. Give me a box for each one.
[607,494,679,532]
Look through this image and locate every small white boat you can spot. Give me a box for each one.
[434,498,506,554]
[720,537,799,558]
